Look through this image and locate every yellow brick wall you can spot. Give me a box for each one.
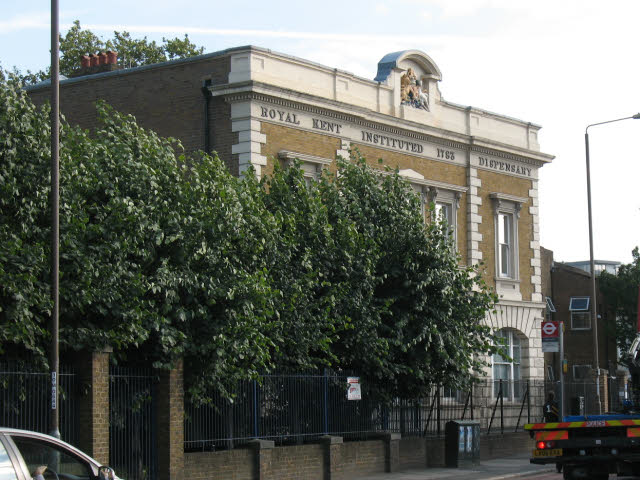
[477,170,534,301]
[261,123,341,178]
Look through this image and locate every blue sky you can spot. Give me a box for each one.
[2,0,640,264]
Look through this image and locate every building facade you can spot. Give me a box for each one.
[28,46,554,389]
[541,247,621,413]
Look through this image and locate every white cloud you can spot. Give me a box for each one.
[0,12,49,34]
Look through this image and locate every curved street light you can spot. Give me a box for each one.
[584,113,640,414]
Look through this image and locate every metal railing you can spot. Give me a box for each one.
[0,362,77,445]
[109,365,157,480]
[184,376,548,450]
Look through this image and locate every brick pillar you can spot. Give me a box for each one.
[248,439,274,480]
[76,349,111,465]
[320,435,343,480]
[156,359,184,480]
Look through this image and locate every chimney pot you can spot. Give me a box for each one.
[106,50,118,65]
[98,52,107,65]
[80,55,90,68]
[89,53,98,67]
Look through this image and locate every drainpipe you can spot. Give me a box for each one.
[201,79,212,154]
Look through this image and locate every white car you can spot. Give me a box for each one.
[0,428,120,480]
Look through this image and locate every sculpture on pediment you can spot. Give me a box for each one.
[400,68,429,111]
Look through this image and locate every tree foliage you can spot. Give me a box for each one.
[600,247,640,365]
[0,72,497,402]
[15,20,205,85]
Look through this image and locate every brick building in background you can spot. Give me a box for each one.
[540,247,621,413]
[28,45,554,393]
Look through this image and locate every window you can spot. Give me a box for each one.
[492,329,522,400]
[0,440,18,480]
[423,182,464,248]
[10,436,94,480]
[573,364,591,381]
[490,193,526,282]
[569,297,589,311]
[569,296,591,330]
[497,212,513,277]
[278,150,332,186]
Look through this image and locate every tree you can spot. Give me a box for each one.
[0,71,275,401]
[1,71,498,402]
[15,20,205,84]
[600,247,640,365]
[314,154,498,399]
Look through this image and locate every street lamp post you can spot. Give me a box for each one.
[585,113,640,414]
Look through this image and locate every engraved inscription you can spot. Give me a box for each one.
[260,106,300,125]
[478,156,531,177]
[312,118,342,134]
[437,148,455,161]
[360,130,423,153]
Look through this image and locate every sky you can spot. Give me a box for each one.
[1,0,639,264]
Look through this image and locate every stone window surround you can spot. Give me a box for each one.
[422,179,466,248]
[278,150,333,181]
[490,192,527,300]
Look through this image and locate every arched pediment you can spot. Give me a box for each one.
[374,49,442,83]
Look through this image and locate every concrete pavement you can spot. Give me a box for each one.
[354,454,556,480]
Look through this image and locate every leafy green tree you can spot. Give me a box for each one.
[600,247,640,365]
[314,154,498,399]
[0,72,274,401]
[1,71,497,402]
[14,20,204,84]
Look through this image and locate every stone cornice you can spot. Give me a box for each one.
[213,83,550,167]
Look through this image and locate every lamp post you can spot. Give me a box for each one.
[585,113,640,414]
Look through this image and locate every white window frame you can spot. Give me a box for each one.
[492,328,523,401]
[278,150,332,184]
[490,193,526,300]
[571,311,591,330]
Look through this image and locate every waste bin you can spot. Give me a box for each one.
[570,396,585,416]
[445,420,480,467]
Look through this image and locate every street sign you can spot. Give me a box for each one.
[542,321,560,352]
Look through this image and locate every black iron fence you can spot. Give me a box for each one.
[0,362,78,445]
[184,375,548,450]
[109,365,157,480]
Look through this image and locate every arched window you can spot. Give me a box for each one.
[493,328,522,400]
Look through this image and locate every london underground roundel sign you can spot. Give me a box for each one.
[541,321,559,338]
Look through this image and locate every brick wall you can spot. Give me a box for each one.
[184,448,254,480]
[481,432,533,459]
[261,122,342,178]
[263,444,324,480]
[28,54,232,161]
[399,437,427,469]
[334,440,386,479]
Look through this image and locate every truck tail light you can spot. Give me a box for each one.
[536,440,556,449]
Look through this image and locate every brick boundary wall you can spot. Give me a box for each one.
[183,433,533,480]
[73,353,533,479]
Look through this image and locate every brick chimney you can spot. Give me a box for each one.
[69,51,122,78]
